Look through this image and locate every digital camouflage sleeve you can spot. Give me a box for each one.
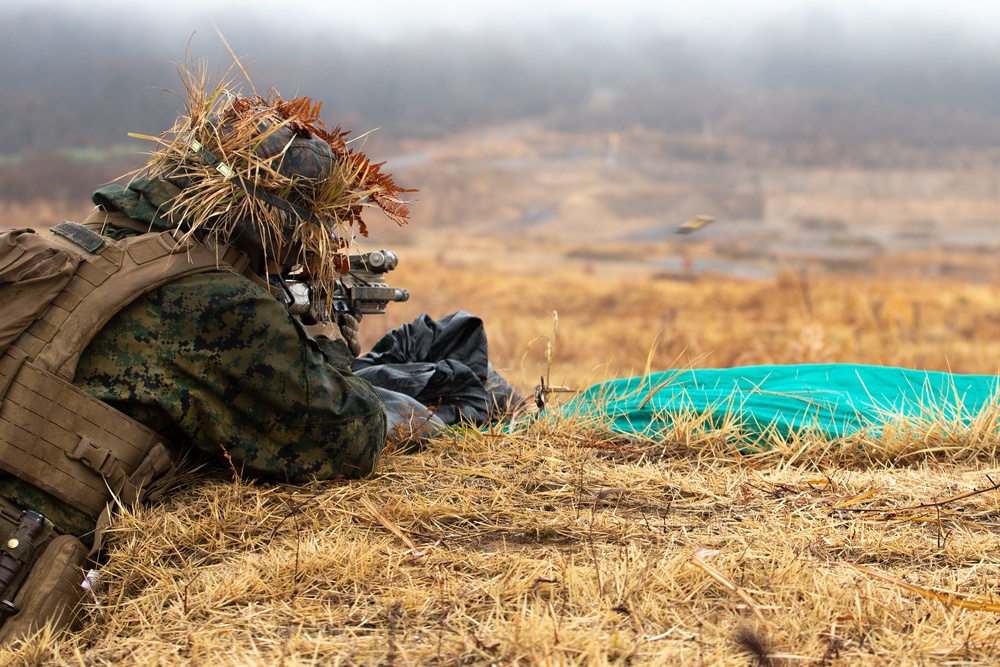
[74,270,388,483]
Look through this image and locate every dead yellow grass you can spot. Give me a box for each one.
[6,422,1000,665]
[4,261,1000,665]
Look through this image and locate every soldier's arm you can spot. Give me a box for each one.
[74,271,387,483]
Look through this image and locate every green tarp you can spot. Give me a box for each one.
[562,364,1000,442]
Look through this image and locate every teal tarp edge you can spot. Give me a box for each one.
[558,364,1000,442]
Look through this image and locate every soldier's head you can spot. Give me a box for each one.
[138,86,410,294]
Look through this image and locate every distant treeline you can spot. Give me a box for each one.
[2,7,1000,200]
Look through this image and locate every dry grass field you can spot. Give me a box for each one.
[5,125,1000,665]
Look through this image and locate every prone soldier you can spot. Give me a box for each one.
[0,79,411,642]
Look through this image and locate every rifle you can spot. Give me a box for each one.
[281,249,409,323]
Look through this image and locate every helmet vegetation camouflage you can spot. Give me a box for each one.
[133,70,412,297]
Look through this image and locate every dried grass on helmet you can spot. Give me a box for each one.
[132,62,411,300]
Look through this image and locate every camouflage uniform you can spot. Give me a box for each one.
[0,179,387,537]
[74,271,387,482]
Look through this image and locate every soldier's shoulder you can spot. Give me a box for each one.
[160,269,270,301]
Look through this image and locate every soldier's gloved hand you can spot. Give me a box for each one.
[338,311,363,357]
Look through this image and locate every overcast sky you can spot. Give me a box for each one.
[8,0,1000,40]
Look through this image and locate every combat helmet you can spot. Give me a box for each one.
[133,72,411,298]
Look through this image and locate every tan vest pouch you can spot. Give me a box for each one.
[0,535,87,645]
[0,229,78,355]
[0,348,165,520]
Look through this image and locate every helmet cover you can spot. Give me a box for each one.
[132,70,412,299]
